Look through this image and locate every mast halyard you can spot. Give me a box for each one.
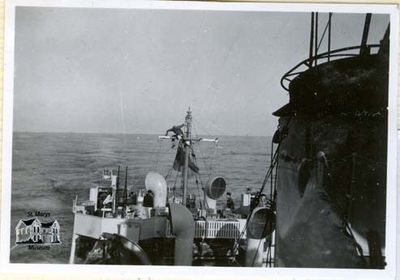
[182,107,192,206]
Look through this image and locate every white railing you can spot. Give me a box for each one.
[167,219,246,239]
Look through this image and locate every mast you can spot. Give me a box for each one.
[314,12,318,66]
[309,12,314,67]
[182,108,192,206]
[360,13,372,55]
[328,12,332,62]
[158,108,217,207]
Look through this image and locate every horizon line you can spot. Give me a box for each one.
[13,130,272,138]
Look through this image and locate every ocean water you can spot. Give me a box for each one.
[10,132,272,263]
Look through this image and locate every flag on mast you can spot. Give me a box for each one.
[173,144,199,173]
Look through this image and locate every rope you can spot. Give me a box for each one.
[172,171,179,196]
[251,233,265,266]
[193,118,225,140]
[231,140,281,259]
[317,15,332,51]
[190,121,220,211]
[194,173,204,210]
[193,121,215,173]
[151,138,163,170]
[258,143,281,196]
[164,168,173,180]
[270,138,274,200]
[250,140,280,266]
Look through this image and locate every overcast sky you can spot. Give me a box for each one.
[13,7,389,136]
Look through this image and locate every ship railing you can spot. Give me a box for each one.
[194,220,244,239]
[280,44,381,91]
[166,219,246,239]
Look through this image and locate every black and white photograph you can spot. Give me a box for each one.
[1,0,398,278]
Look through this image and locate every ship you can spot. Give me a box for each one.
[69,108,276,266]
[273,13,389,268]
[69,12,389,268]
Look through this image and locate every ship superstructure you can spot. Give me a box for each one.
[70,109,276,266]
[273,13,389,268]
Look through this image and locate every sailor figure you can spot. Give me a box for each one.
[142,190,154,218]
[226,192,235,210]
[165,124,185,138]
[128,191,137,205]
[143,190,154,208]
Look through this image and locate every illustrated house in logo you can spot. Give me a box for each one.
[15,218,60,244]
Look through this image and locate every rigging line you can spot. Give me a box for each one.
[317,16,332,51]
[264,142,279,266]
[153,139,163,170]
[271,142,280,202]
[251,232,267,266]
[193,118,224,138]
[259,143,281,195]
[259,229,275,268]
[192,155,206,200]
[270,140,274,200]
[234,186,271,245]
[232,134,283,256]
[266,239,273,266]
[265,245,272,267]
[199,145,214,177]
[192,120,200,139]
[192,119,214,138]
[236,209,261,243]
[196,167,206,205]
[172,170,179,193]
[196,144,210,173]
[192,137,206,173]
[232,213,254,255]
[211,141,219,175]
[192,122,217,177]
[164,167,173,180]
[194,173,204,210]
[245,164,275,241]
[232,148,281,254]
[154,137,172,168]
[191,126,207,172]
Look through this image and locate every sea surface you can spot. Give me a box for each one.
[10,132,272,263]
